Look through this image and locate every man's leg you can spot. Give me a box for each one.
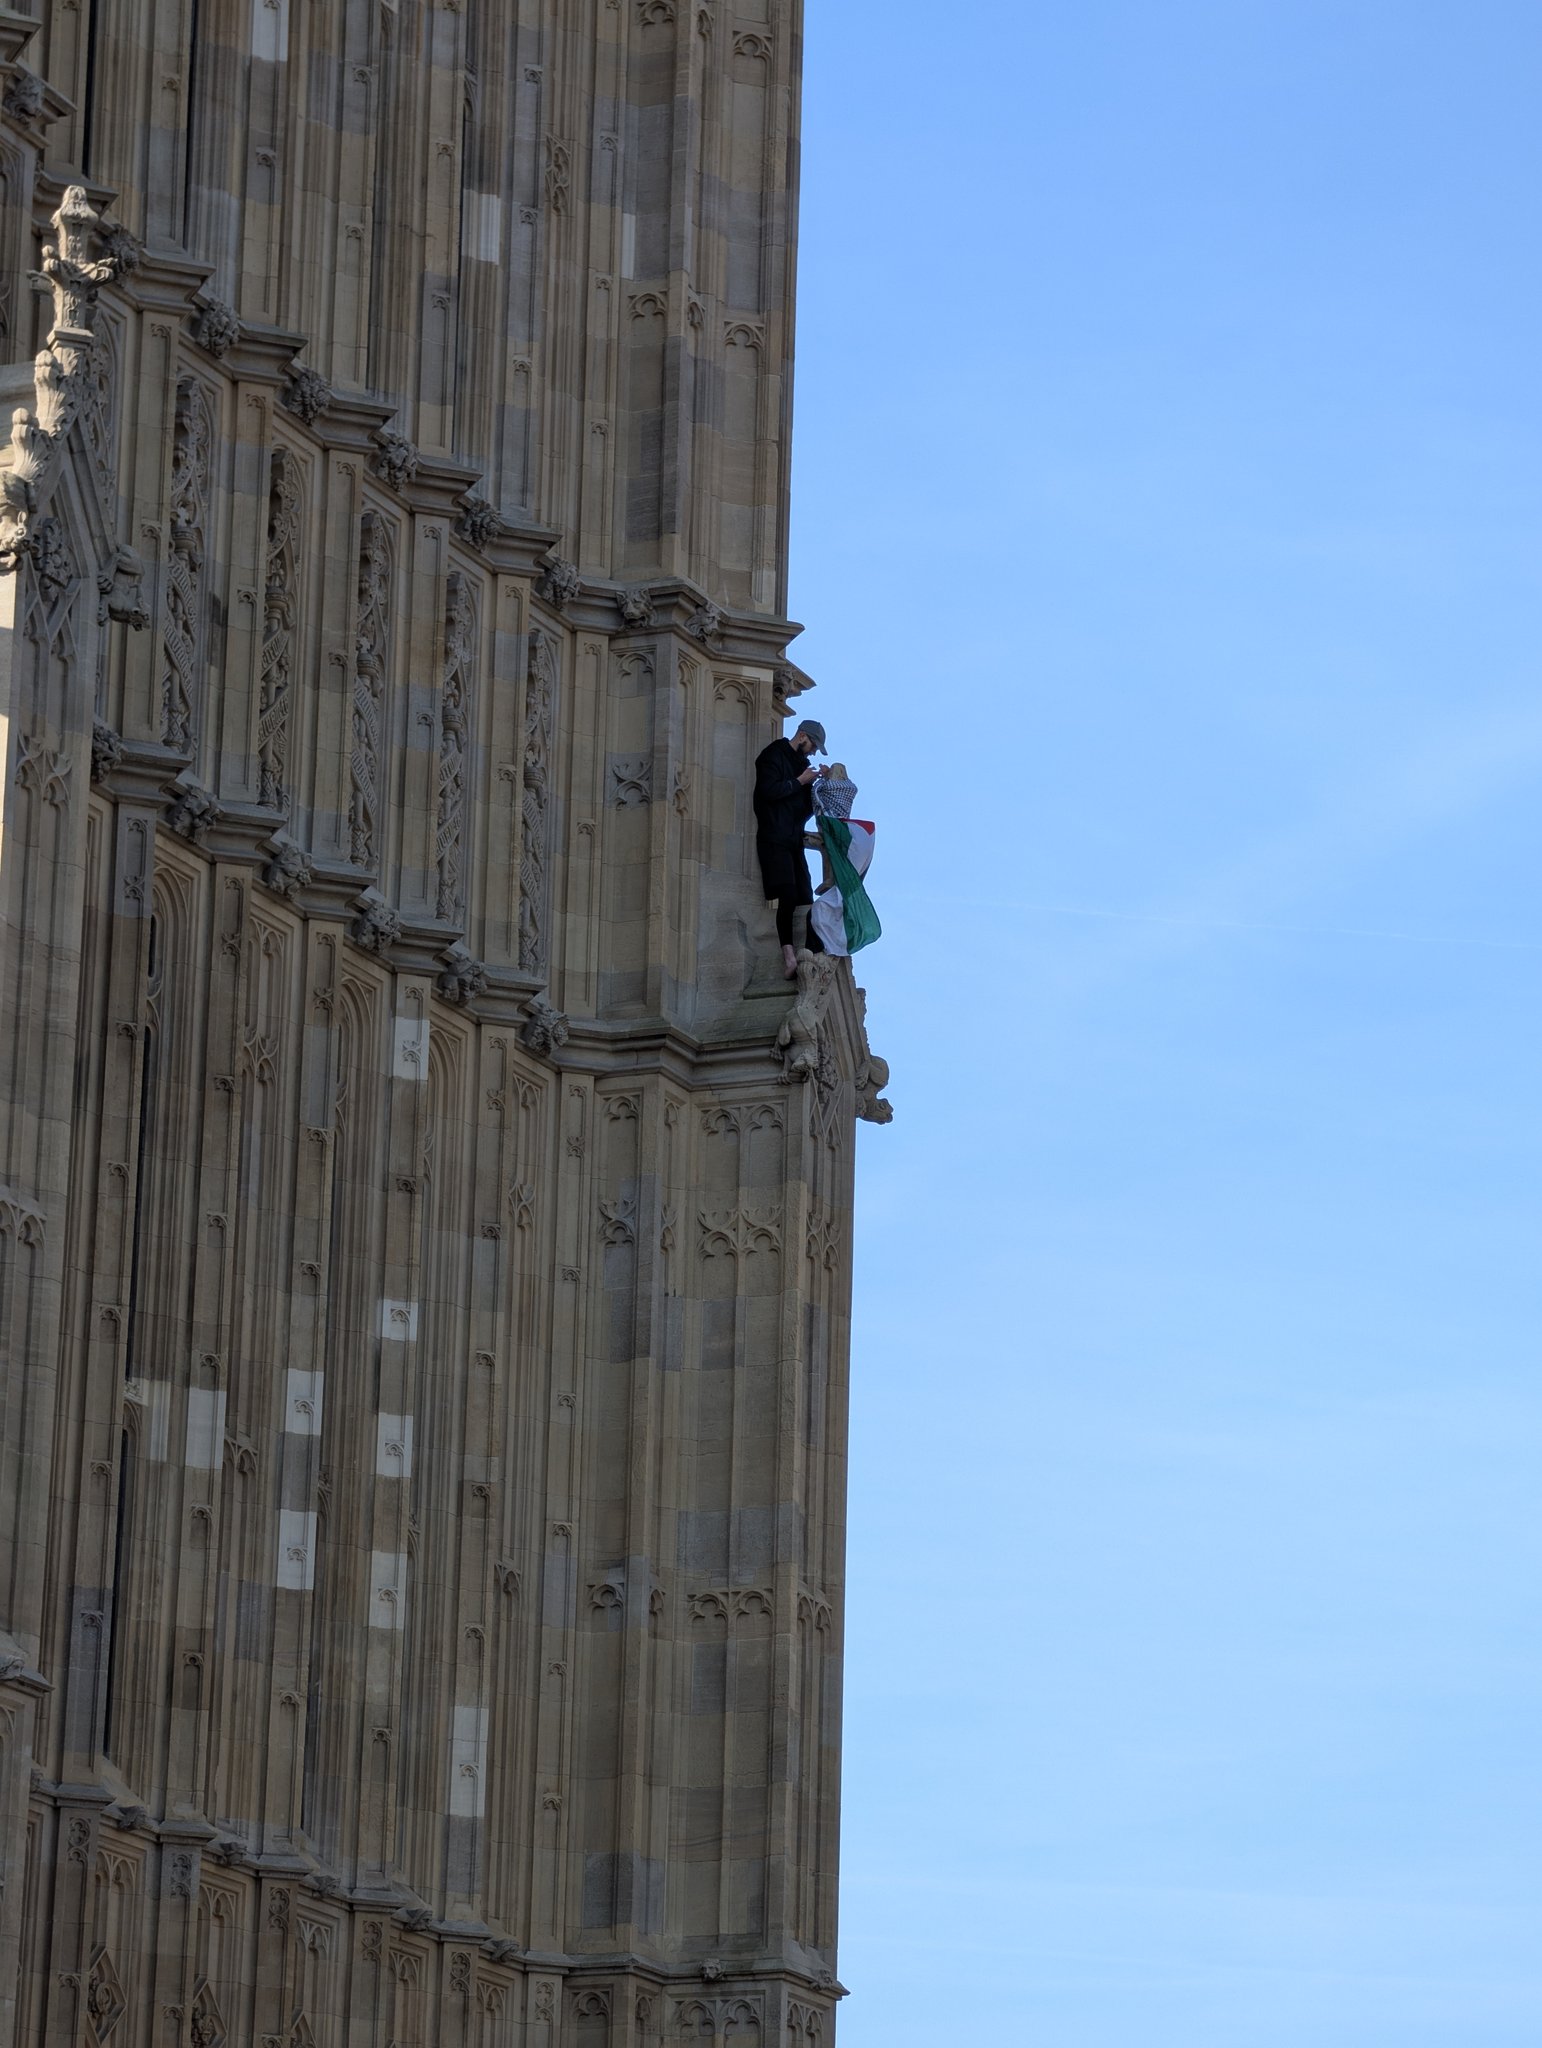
[759,839,801,979]
[773,890,800,979]
[794,857,824,954]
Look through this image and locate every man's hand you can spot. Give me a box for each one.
[797,765,818,786]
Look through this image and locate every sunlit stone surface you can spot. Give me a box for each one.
[0,4,888,2040]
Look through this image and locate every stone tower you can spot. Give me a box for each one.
[0,3,888,2043]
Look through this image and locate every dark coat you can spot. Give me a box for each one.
[753,738,814,845]
[753,738,816,902]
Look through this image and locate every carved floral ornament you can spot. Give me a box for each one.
[519,631,558,972]
[349,508,392,868]
[258,446,301,811]
[162,378,212,751]
[435,570,478,921]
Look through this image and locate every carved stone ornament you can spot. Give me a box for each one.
[454,492,502,547]
[535,551,581,609]
[435,570,477,921]
[281,365,332,423]
[165,776,223,843]
[684,599,724,646]
[98,542,148,630]
[261,835,313,899]
[598,1196,635,1247]
[86,1952,127,2035]
[162,378,211,747]
[618,583,655,627]
[349,888,401,955]
[609,753,652,806]
[519,630,556,972]
[370,428,419,491]
[349,507,392,867]
[698,1204,782,1261]
[2,69,45,121]
[90,720,123,782]
[519,993,568,1058]
[259,447,300,810]
[856,1046,893,1124]
[436,941,487,1007]
[0,186,138,573]
[774,949,836,1082]
[101,224,143,277]
[853,982,894,1124]
[190,297,240,359]
[543,137,570,215]
[773,662,816,715]
[14,732,72,811]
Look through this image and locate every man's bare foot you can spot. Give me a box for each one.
[782,944,798,980]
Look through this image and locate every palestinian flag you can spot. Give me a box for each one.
[810,816,881,956]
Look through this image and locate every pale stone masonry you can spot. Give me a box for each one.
[0,4,890,2043]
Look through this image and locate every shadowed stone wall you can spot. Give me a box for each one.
[0,3,889,2042]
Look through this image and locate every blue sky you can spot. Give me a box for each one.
[786,4,1542,2041]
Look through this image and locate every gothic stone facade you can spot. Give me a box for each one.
[0,5,889,2044]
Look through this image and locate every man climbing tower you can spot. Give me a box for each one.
[754,716,827,978]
